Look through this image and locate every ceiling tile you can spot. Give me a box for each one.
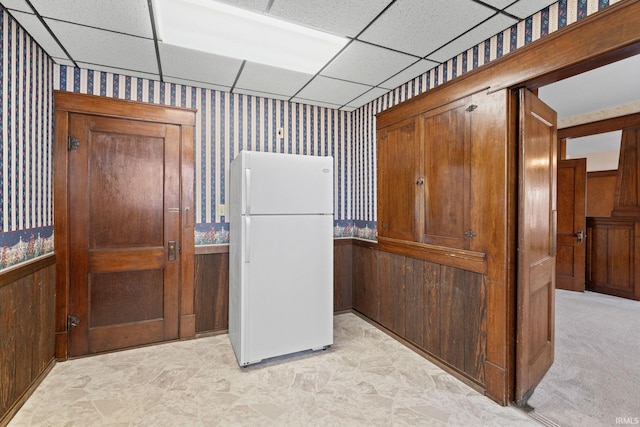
[426,14,517,63]
[1,0,32,12]
[346,87,389,108]
[76,62,160,80]
[289,97,342,110]
[321,41,418,86]
[53,57,75,67]
[379,59,438,90]
[480,0,516,9]
[160,44,243,88]
[212,0,270,13]
[359,0,495,57]
[46,19,158,74]
[268,0,391,37]
[295,75,372,106]
[233,88,290,101]
[235,61,313,97]
[163,76,230,92]
[505,0,558,19]
[7,10,70,59]
[30,0,153,38]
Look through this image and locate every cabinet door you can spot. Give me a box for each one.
[378,118,421,241]
[421,99,471,249]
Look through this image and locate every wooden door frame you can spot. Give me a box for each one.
[53,91,196,360]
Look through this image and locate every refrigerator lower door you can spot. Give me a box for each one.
[238,214,333,366]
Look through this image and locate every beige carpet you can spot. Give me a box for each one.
[9,313,538,426]
[529,290,640,427]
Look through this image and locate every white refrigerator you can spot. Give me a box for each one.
[228,151,334,366]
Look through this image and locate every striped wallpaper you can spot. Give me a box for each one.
[53,66,353,244]
[0,0,623,271]
[0,9,54,270]
[350,0,619,239]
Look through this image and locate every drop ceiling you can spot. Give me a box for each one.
[1,0,561,111]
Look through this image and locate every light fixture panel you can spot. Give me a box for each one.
[153,0,348,74]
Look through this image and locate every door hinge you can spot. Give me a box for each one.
[465,104,478,112]
[68,136,80,151]
[67,315,79,331]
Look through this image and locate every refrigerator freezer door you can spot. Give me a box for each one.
[240,151,333,215]
[240,214,333,365]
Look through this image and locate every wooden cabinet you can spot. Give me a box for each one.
[377,95,485,274]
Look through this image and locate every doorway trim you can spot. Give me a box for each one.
[53,91,196,359]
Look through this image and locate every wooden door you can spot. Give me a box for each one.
[378,117,421,241]
[421,98,471,249]
[67,113,181,356]
[556,158,587,291]
[516,89,557,407]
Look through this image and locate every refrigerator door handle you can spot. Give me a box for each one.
[245,217,251,263]
[245,168,251,215]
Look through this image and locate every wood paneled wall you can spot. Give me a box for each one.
[0,256,56,426]
[587,170,617,217]
[194,240,354,334]
[352,241,487,385]
[587,217,640,300]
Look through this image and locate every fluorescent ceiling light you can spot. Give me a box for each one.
[153,0,348,75]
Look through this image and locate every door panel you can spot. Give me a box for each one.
[422,99,470,249]
[378,118,421,241]
[516,89,557,406]
[556,159,587,291]
[68,114,181,356]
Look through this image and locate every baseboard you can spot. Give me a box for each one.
[0,357,56,427]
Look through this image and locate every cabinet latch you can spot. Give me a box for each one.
[67,315,79,331]
[68,136,80,151]
[464,230,476,238]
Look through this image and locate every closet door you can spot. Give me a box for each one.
[377,117,422,242]
[421,98,471,250]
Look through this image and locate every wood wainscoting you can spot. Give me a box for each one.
[587,217,640,300]
[0,255,56,426]
[193,239,354,335]
[352,240,487,387]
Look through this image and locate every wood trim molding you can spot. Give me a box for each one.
[195,244,230,255]
[588,169,617,178]
[0,253,56,289]
[558,111,640,139]
[54,91,196,126]
[352,238,378,249]
[378,237,487,274]
[193,239,378,254]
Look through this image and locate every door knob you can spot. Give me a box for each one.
[168,241,177,261]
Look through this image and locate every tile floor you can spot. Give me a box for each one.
[8,313,539,426]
